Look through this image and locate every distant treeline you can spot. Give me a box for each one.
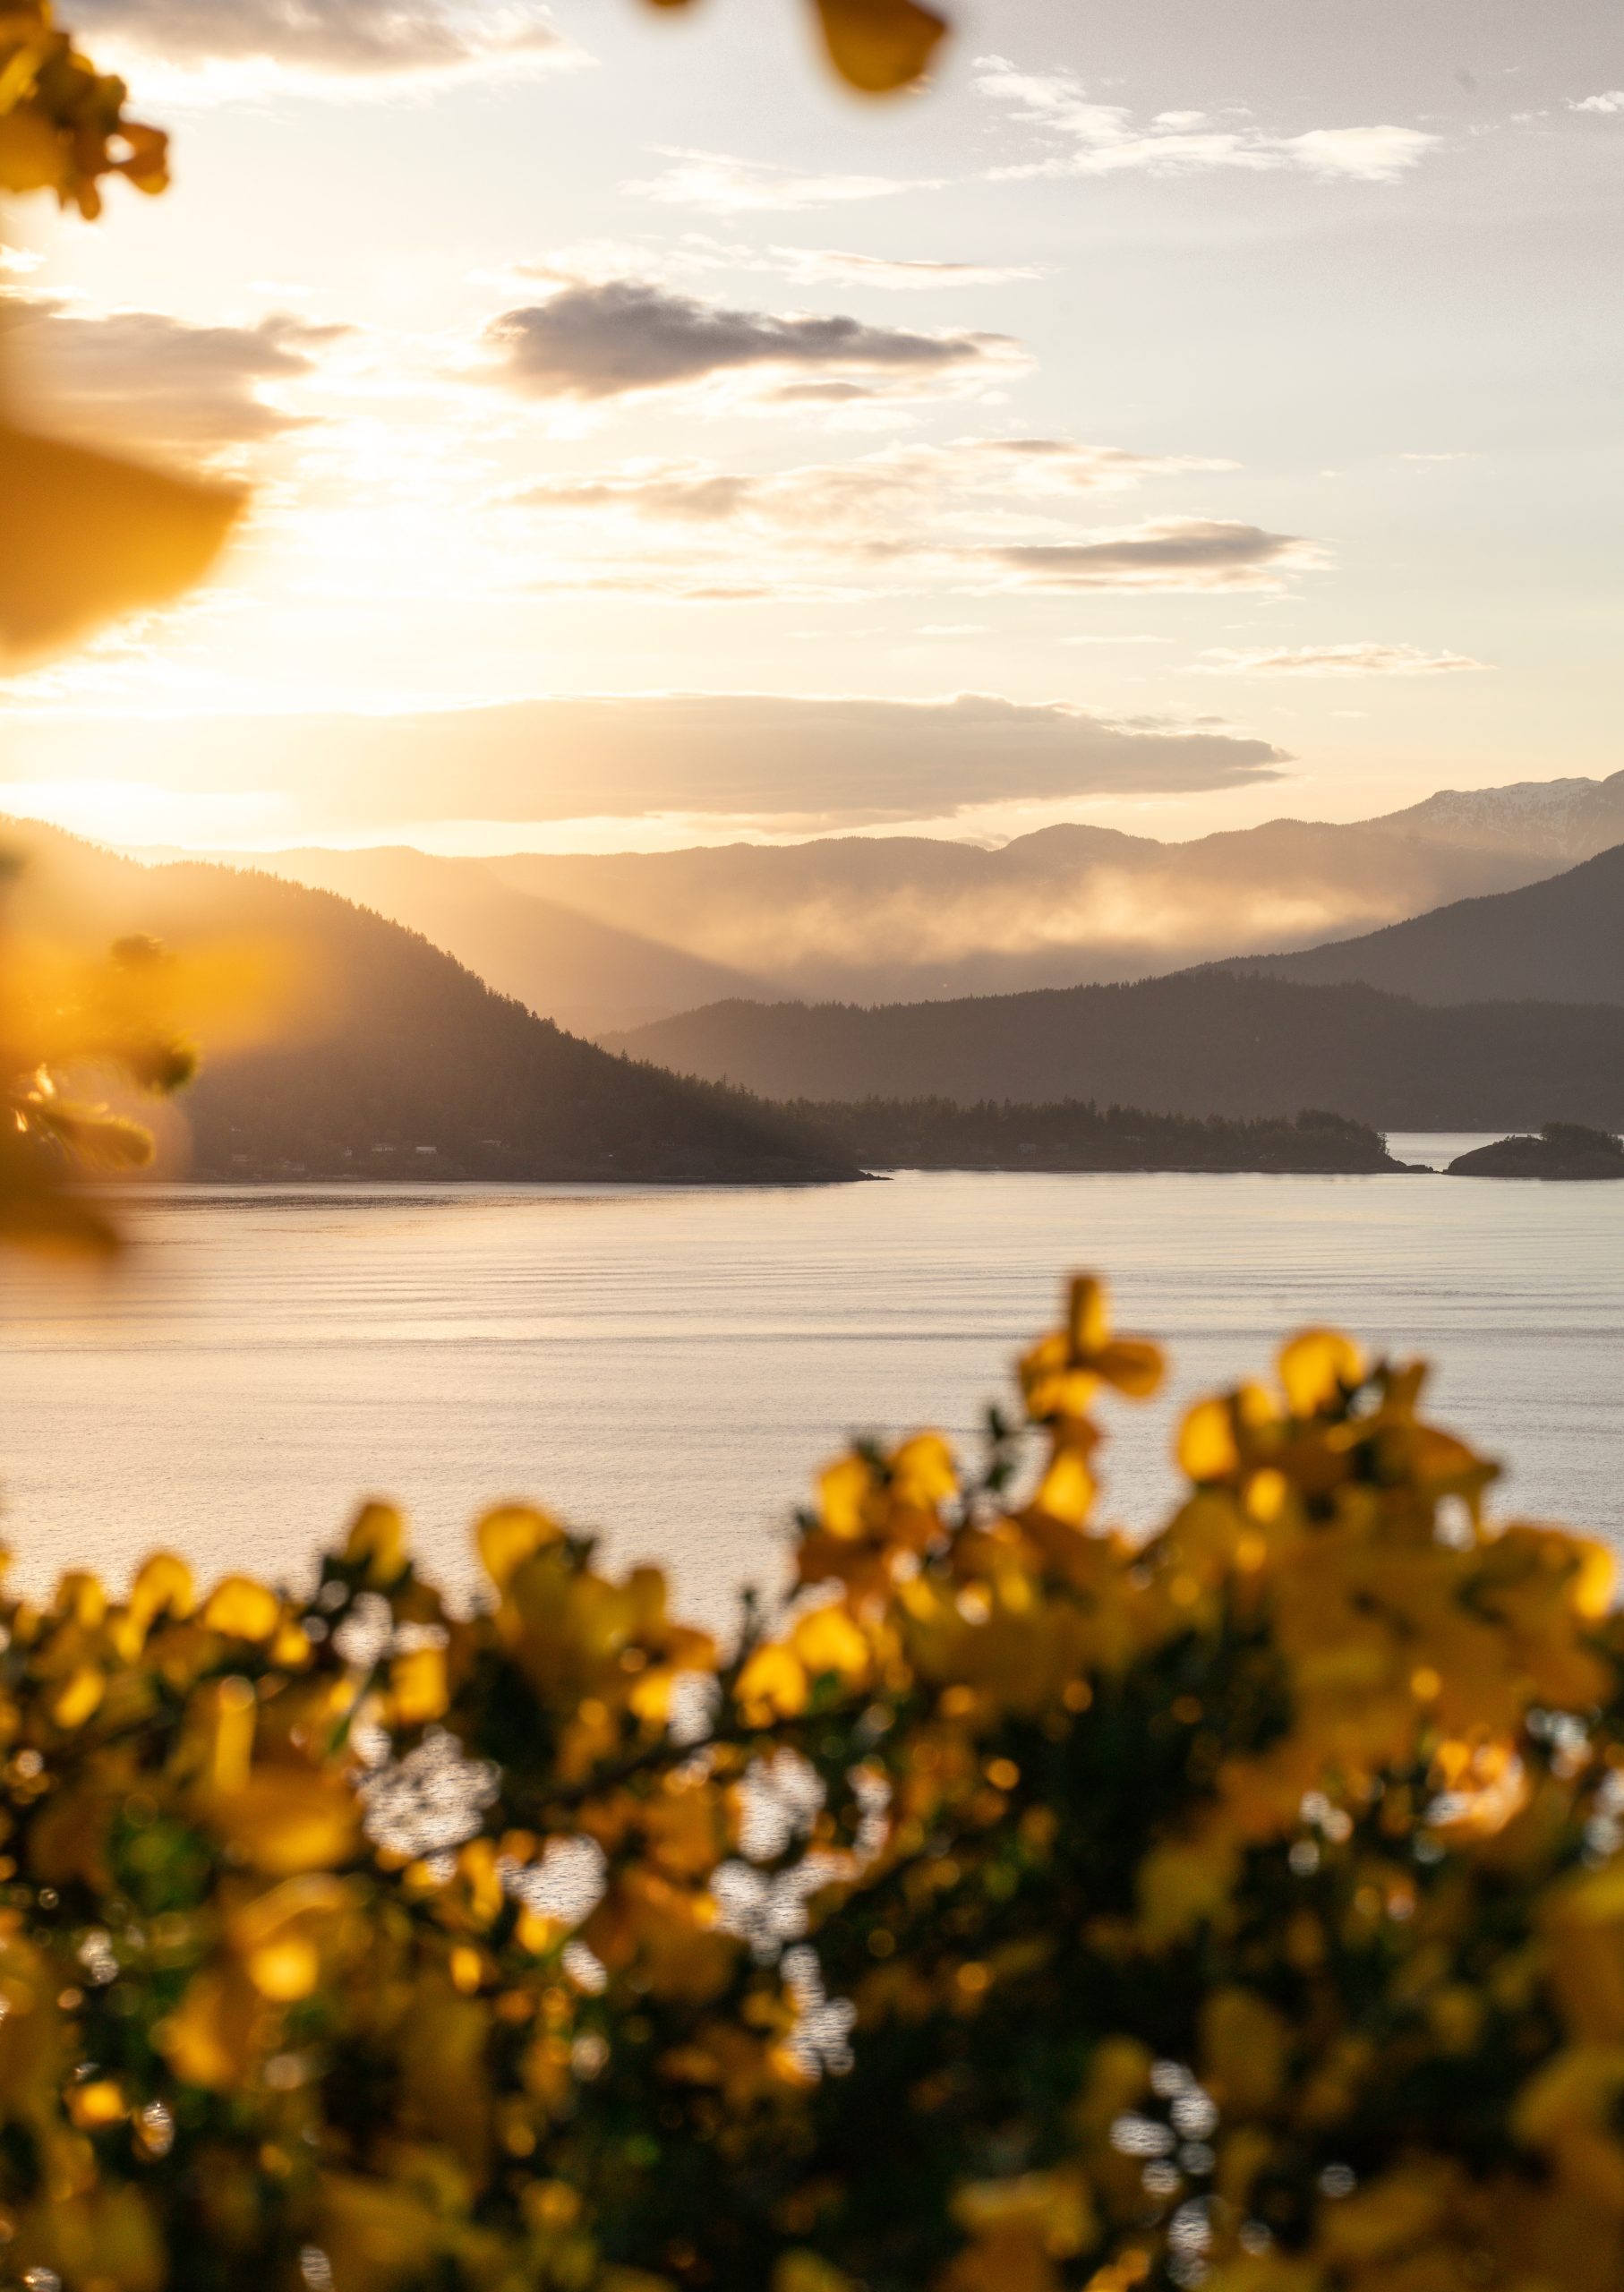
[607,973,1624,1130]
[785,1099,1406,1175]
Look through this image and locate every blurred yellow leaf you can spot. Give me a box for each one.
[0,417,240,663]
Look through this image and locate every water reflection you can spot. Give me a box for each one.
[1,1150,1618,1624]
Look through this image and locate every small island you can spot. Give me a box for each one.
[1447,1122,1624,1180]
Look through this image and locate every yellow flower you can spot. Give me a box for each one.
[389,1645,449,1728]
[476,1502,564,1591]
[49,1661,104,1729]
[346,1501,409,1587]
[201,1577,281,1643]
[736,1644,809,1726]
[207,1767,360,1877]
[1277,1328,1365,1415]
[1020,1276,1165,1427]
[67,2076,124,2128]
[791,1603,873,1689]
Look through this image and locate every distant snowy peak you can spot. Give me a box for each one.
[1379,770,1624,859]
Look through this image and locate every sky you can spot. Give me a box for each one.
[1,0,1620,854]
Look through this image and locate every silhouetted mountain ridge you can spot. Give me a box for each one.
[604,972,1624,1133]
[1211,842,1624,1005]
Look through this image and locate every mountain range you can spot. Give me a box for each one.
[13,770,1621,1162]
[167,770,1624,1033]
[603,841,1624,1124]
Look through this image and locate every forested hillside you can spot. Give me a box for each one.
[1,821,858,1184]
[606,972,1624,1129]
[170,877,856,1183]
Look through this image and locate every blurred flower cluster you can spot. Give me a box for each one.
[0,0,166,217]
[0,888,196,1253]
[0,850,291,1254]
[0,1279,1616,2290]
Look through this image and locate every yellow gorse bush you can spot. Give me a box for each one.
[0,1278,1616,2291]
[5,24,1618,2281]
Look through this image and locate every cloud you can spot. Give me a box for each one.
[984,521,1320,593]
[508,436,1227,527]
[0,295,344,453]
[975,56,1438,184]
[761,248,1047,291]
[509,466,756,523]
[483,280,1012,404]
[502,238,1046,304]
[1192,643,1489,676]
[66,0,572,86]
[497,441,1299,603]
[1573,91,1624,114]
[1278,127,1440,182]
[625,149,941,214]
[13,694,1287,829]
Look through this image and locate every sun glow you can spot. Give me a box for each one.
[0,776,291,849]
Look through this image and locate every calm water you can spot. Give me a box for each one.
[0,1141,1617,1623]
